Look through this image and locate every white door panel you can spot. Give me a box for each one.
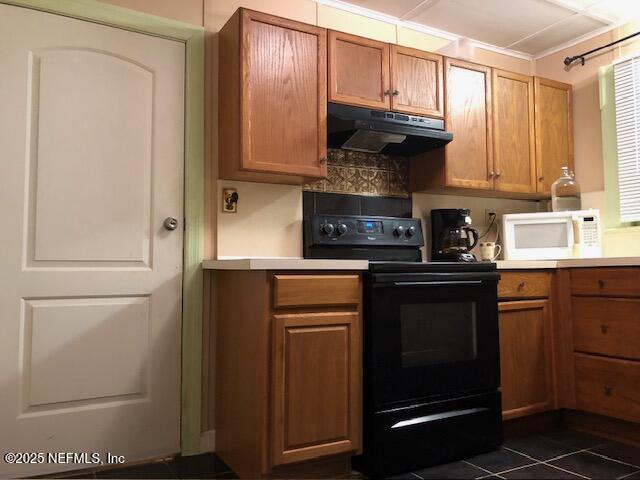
[31,48,153,264]
[0,4,184,477]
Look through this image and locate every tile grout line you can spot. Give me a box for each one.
[619,469,640,480]
[537,460,591,479]
[474,465,506,480]
[583,448,640,470]
[501,441,640,479]
[462,459,501,477]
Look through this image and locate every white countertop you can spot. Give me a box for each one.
[497,257,640,269]
[204,257,640,271]
[202,257,369,270]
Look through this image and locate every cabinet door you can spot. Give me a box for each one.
[444,59,494,189]
[241,10,327,177]
[390,45,443,118]
[271,311,361,466]
[499,300,555,420]
[493,70,536,193]
[328,30,390,110]
[535,77,573,195]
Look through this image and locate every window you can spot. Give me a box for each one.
[614,55,640,223]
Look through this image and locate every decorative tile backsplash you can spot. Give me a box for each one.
[303,149,410,198]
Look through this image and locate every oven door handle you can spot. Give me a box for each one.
[390,407,489,429]
[392,280,483,287]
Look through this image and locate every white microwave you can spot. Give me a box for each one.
[502,210,602,260]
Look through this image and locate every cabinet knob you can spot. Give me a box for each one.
[604,386,613,396]
[392,89,400,96]
[489,171,496,178]
[601,324,609,334]
[384,90,391,96]
[539,176,544,181]
[598,279,605,289]
[319,156,327,165]
[517,282,526,291]
[495,172,502,178]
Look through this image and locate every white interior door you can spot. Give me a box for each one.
[0,4,185,477]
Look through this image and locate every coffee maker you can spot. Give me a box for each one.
[431,209,479,262]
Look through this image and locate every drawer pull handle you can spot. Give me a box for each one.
[601,324,609,334]
[598,279,605,289]
[517,282,526,291]
[604,386,613,396]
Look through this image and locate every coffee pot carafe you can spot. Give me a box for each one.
[431,209,479,262]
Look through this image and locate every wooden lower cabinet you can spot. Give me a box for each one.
[215,271,362,478]
[575,353,640,424]
[272,312,361,465]
[498,300,555,420]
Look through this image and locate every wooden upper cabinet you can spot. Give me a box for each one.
[499,300,555,420]
[271,311,361,466]
[444,59,493,189]
[390,45,444,118]
[492,69,536,193]
[329,31,390,110]
[535,77,573,195]
[219,9,327,183]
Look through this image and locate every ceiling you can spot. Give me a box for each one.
[322,0,635,58]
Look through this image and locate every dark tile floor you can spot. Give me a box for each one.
[50,453,237,479]
[51,428,639,479]
[397,428,640,480]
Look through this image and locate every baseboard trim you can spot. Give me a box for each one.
[198,429,215,453]
[563,410,640,447]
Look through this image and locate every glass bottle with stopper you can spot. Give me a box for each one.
[551,166,581,212]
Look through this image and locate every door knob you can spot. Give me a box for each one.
[164,217,179,231]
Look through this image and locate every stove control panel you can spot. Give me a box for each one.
[309,214,424,247]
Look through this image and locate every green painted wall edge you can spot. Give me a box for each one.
[1,0,205,456]
[599,65,621,229]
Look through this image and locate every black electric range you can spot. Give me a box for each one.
[303,204,502,477]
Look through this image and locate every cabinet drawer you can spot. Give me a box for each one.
[573,297,640,360]
[273,274,360,308]
[571,268,640,296]
[498,271,550,299]
[575,353,640,424]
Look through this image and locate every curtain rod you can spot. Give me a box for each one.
[564,30,640,66]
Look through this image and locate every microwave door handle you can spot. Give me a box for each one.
[393,280,483,287]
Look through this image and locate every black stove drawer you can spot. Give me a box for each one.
[362,391,502,477]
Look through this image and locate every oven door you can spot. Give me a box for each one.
[366,271,500,408]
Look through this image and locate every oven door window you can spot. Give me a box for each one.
[400,302,477,368]
[368,279,500,407]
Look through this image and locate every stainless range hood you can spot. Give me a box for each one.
[327,103,453,156]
